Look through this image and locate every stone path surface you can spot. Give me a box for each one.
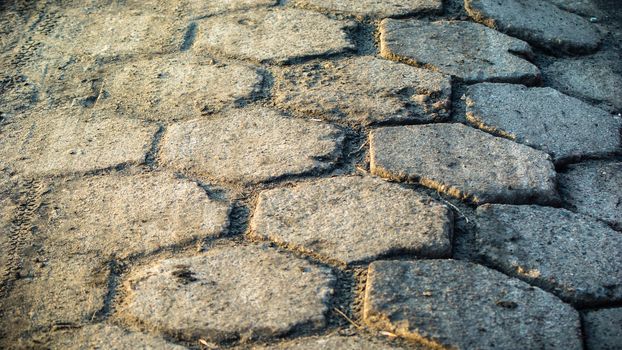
[1,0,620,349]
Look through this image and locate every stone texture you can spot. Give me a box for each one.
[46,324,187,350]
[583,308,622,350]
[194,9,354,64]
[290,0,442,19]
[36,172,230,259]
[273,56,451,125]
[465,0,601,54]
[379,19,540,83]
[250,176,453,265]
[0,252,109,344]
[255,334,409,349]
[558,161,622,230]
[100,55,264,121]
[546,0,601,16]
[369,123,558,204]
[184,0,278,17]
[475,204,622,305]
[466,83,621,162]
[543,57,622,112]
[32,9,184,59]
[364,260,582,350]
[123,245,334,342]
[0,107,158,177]
[160,107,344,185]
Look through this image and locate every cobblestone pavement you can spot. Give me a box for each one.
[0,0,621,349]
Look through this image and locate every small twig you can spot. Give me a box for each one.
[348,139,369,157]
[439,197,469,223]
[93,78,106,107]
[333,307,362,330]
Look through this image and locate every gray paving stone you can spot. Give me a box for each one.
[466,83,621,163]
[0,252,109,345]
[369,123,558,205]
[100,55,264,121]
[475,204,622,305]
[363,260,582,350]
[0,107,158,177]
[289,0,442,19]
[273,56,451,125]
[546,0,601,16]
[379,19,540,83]
[543,57,622,112]
[123,245,334,342]
[32,9,184,60]
[559,161,622,230]
[465,0,601,54]
[46,324,187,350]
[250,176,452,265]
[36,172,231,259]
[160,107,344,185]
[184,0,278,17]
[254,334,409,349]
[583,308,622,350]
[194,9,354,64]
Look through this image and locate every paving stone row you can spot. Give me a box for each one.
[1,0,621,349]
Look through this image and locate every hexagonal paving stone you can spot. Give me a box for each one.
[379,20,540,83]
[543,56,622,112]
[254,334,409,349]
[273,56,451,125]
[122,245,334,342]
[465,83,621,163]
[38,172,230,259]
[194,9,354,64]
[465,0,601,54]
[289,0,442,19]
[160,107,344,185]
[369,123,558,204]
[546,0,601,16]
[0,107,158,177]
[250,176,452,265]
[0,252,110,345]
[46,324,187,350]
[583,308,622,350]
[100,55,264,121]
[558,161,622,230]
[31,9,184,60]
[363,260,582,350]
[475,204,622,305]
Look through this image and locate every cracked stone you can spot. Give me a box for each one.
[250,176,453,265]
[583,308,622,350]
[558,161,622,230]
[466,83,621,163]
[0,252,109,345]
[122,244,334,342]
[475,204,622,305]
[46,324,187,350]
[543,57,622,112]
[465,0,601,54]
[0,107,158,177]
[363,259,582,350]
[36,172,230,259]
[194,9,354,64]
[255,334,410,349]
[100,55,264,121]
[32,9,184,60]
[273,56,451,125]
[289,0,442,19]
[160,107,344,185]
[379,19,540,83]
[369,123,558,204]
